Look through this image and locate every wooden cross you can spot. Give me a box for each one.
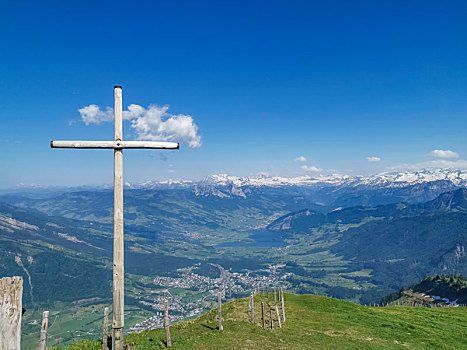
[51,86,179,350]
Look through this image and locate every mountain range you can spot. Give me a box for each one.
[1,168,467,345]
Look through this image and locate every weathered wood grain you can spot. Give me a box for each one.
[113,86,125,350]
[39,310,49,350]
[51,140,179,149]
[0,276,23,350]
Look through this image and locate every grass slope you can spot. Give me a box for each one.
[56,293,467,350]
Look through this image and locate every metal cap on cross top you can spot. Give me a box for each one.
[50,86,179,350]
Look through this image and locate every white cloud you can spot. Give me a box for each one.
[429,149,459,159]
[366,156,381,162]
[294,156,307,162]
[122,104,146,120]
[79,104,202,148]
[78,105,114,125]
[128,105,202,148]
[301,165,322,172]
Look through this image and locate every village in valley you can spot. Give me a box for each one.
[128,263,289,332]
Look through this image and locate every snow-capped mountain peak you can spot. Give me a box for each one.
[125,169,467,198]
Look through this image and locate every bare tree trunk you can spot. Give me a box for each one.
[102,307,109,350]
[39,311,49,350]
[164,300,171,347]
[0,276,23,350]
[218,292,223,331]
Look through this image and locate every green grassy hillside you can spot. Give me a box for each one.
[56,293,467,350]
[381,275,467,307]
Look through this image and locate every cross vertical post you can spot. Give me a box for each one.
[50,86,180,350]
[113,86,124,350]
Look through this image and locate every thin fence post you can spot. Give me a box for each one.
[164,300,171,348]
[281,289,285,323]
[0,276,23,350]
[274,287,276,302]
[102,307,109,350]
[218,292,223,331]
[275,306,282,328]
[270,309,274,330]
[39,311,49,350]
[261,302,265,328]
[250,292,254,323]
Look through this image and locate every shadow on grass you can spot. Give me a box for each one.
[201,324,216,330]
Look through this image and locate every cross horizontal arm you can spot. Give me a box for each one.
[50,140,179,149]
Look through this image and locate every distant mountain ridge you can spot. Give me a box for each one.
[5,169,467,210]
[268,188,467,299]
[128,169,467,190]
[268,188,467,231]
[127,169,467,208]
[1,170,467,313]
[6,169,467,192]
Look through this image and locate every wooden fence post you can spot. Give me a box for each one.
[218,292,223,331]
[164,300,171,347]
[275,306,282,328]
[261,302,265,328]
[39,311,49,350]
[270,309,274,330]
[274,287,276,302]
[102,307,109,350]
[0,276,23,350]
[281,288,285,323]
[250,292,254,323]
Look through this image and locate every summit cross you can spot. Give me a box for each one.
[51,86,179,350]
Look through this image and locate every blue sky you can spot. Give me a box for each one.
[1,0,467,187]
